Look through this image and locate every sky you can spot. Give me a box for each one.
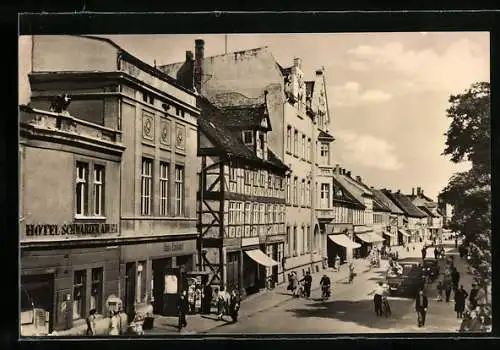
[20,32,489,200]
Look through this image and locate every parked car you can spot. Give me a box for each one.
[387,258,425,297]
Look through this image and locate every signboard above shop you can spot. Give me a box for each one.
[24,223,118,237]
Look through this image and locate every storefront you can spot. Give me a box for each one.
[327,233,361,266]
[354,231,385,258]
[398,229,411,246]
[265,234,285,288]
[119,236,197,317]
[240,237,279,296]
[20,241,120,335]
[382,230,392,247]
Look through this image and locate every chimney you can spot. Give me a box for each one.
[412,188,415,196]
[293,57,302,69]
[194,39,205,93]
[356,175,362,183]
[186,50,194,61]
[335,164,340,174]
[417,187,421,196]
[342,169,346,175]
[346,171,351,177]
[315,69,323,75]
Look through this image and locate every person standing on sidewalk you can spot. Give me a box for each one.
[177,291,189,331]
[415,289,429,327]
[300,271,312,298]
[451,267,460,292]
[85,309,97,336]
[368,281,386,316]
[228,290,241,323]
[454,285,468,319]
[421,246,427,260]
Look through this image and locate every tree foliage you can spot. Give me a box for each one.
[440,81,491,304]
[443,82,491,172]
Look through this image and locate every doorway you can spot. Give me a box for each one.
[327,236,346,267]
[20,274,54,336]
[124,262,136,320]
[152,258,180,316]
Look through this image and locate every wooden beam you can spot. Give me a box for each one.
[203,200,222,226]
[200,218,217,238]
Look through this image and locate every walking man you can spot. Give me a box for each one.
[451,267,460,292]
[433,246,439,260]
[178,291,189,331]
[421,246,427,260]
[228,289,241,323]
[368,281,386,316]
[301,271,312,298]
[415,289,429,327]
[444,278,453,303]
[454,285,468,319]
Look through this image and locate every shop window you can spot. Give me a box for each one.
[175,165,185,216]
[90,267,103,313]
[160,162,169,216]
[141,158,153,215]
[73,270,86,320]
[75,162,89,216]
[93,165,105,217]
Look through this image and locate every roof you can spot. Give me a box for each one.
[78,35,196,96]
[219,103,270,131]
[277,63,292,76]
[371,189,405,215]
[197,96,287,171]
[332,177,365,209]
[418,205,439,218]
[381,190,427,218]
[318,130,335,141]
[372,195,391,212]
[333,174,367,207]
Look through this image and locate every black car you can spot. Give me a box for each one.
[387,258,425,297]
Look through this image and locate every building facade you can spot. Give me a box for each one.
[371,188,405,246]
[408,187,443,240]
[20,104,124,335]
[22,35,201,327]
[196,97,287,296]
[160,40,333,282]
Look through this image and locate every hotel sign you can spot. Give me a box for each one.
[25,223,118,236]
[241,237,259,247]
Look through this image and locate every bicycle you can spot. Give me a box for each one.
[381,296,391,317]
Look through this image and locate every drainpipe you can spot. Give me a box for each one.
[310,114,317,271]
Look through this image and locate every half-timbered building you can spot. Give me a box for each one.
[197,95,288,297]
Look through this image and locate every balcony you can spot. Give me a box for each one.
[316,208,335,223]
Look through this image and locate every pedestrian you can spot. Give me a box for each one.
[451,267,460,292]
[368,281,386,316]
[86,309,97,336]
[203,283,213,314]
[177,290,189,330]
[216,287,227,320]
[289,272,299,296]
[454,285,468,319]
[469,284,479,309]
[335,255,341,272]
[228,289,241,323]
[108,310,120,336]
[433,246,439,260]
[415,289,429,327]
[301,271,312,298]
[436,281,443,302]
[444,278,453,303]
[421,246,427,260]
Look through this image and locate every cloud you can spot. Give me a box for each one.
[331,81,392,106]
[347,38,489,93]
[348,61,368,71]
[335,130,403,171]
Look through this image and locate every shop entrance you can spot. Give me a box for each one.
[152,258,180,316]
[20,274,54,336]
[327,238,346,267]
[124,262,136,320]
[242,252,261,295]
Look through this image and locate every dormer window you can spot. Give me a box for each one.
[243,131,254,145]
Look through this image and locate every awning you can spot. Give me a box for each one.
[245,249,279,267]
[398,229,410,237]
[382,231,392,237]
[369,232,385,242]
[356,233,374,243]
[328,234,361,249]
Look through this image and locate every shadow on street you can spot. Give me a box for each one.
[285,298,415,330]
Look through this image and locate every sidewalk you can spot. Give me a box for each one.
[146,257,386,334]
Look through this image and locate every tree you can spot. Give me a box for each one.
[440,81,491,307]
[443,82,490,172]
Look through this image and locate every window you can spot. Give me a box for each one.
[301,135,306,159]
[141,158,153,215]
[160,162,169,216]
[293,177,298,205]
[93,165,105,216]
[136,262,147,303]
[286,126,292,152]
[90,267,103,313]
[76,162,89,216]
[293,130,298,155]
[306,181,311,206]
[300,179,305,206]
[253,203,259,227]
[245,203,251,225]
[229,202,235,225]
[73,270,86,320]
[286,176,291,204]
[320,143,329,164]
[268,174,273,195]
[320,183,330,208]
[306,226,311,253]
[229,164,237,182]
[243,131,254,145]
[264,204,269,224]
[286,226,291,255]
[175,165,185,216]
[293,226,298,256]
[307,138,311,161]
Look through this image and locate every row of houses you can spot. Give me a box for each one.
[19,35,443,335]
